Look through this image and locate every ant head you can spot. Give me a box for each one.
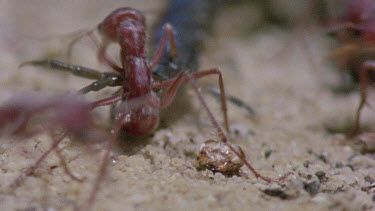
[98,7,146,42]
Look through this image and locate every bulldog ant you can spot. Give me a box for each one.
[329,0,375,137]
[6,7,292,209]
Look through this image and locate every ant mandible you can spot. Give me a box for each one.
[16,7,292,209]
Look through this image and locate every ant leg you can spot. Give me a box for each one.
[155,71,292,182]
[349,61,375,137]
[84,132,113,210]
[45,126,84,182]
[156,71,187,107]
[10,131,67,189]
[54,148,84,182]
[19,59,104,80]
[66,28,96,60]
[207,86,255,116]
[149,23,177,70]
[154,68,229,132]
[108,89,123,123]
[86,32,124,73]
[98,44,124,73]
[84,102,137,210]
[186,74,293,183]
[89,93,123,109]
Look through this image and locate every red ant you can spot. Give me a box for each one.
[5,7,292,209]
[329,0,375,137]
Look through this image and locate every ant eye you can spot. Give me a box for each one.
[97,23,103,32]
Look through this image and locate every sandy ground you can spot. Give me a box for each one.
[1,1,375,210]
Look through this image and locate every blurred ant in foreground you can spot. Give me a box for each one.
[2,7,292,209]
[329,0,375,138]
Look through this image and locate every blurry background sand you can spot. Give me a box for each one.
[1,0,375,210]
